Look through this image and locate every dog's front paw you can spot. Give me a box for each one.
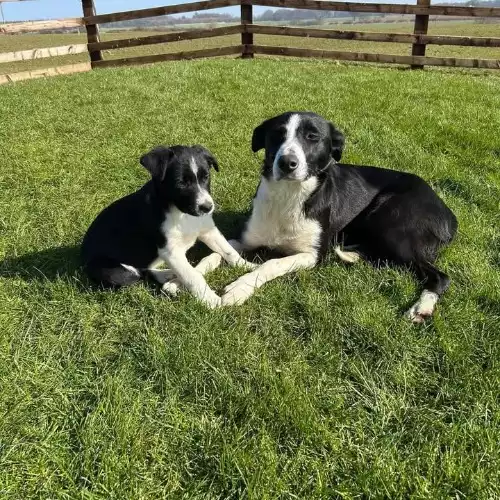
[221,275,257,306]
[201,289,222,309]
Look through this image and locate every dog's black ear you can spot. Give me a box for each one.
[140,146,173,181]
[252,117,274,152]
[193,145,219,172]
[329,123,345,162]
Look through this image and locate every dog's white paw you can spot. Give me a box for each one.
[162,279,181,296]
[406,290,438,323]
[221,276,257,306]
[201,289,222,309]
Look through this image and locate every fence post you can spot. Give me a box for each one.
[81,0,103,65]
[241,1,253,59]
[411,0,430,69]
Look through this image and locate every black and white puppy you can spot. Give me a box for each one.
[81,145,253,308]
[217,112,457,322]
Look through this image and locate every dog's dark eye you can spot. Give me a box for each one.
[199,171,209,182]
[306,133,320,142]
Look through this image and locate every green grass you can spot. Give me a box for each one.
[0,58,499,498]
[0,20,499,75]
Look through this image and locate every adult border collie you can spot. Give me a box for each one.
[219,112,458,322]
[81,145,253,308]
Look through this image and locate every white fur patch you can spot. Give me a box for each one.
[190,156,198,176]
[161,207,214,255]
[406,290,439,323]
[191,156,214,213]
[242,176,321,256]
[120,263,140,276]
[334,246,361,264]
[273,113,307,181]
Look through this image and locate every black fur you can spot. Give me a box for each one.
[81,145,218,288]
[251,112,457,298]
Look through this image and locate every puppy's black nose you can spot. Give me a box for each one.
[278,154,299,173]
[198,202,213,214]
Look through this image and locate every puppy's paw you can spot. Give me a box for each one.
[201,289,222,309]
[162,279,181,296]
[221,275,257,306]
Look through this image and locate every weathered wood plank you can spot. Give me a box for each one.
[242,0,500,17]
[0,44,88,64]
[0,62,92,85]
[251,44,500,69]
[92,45,242,68]
[241,3,254,58]
[411,0,430,69]
[84,0,241,25]
[246,25,500,47]
[0,18,83,34]
[89,25,242,51]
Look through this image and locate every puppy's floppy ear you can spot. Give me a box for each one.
[329,123,345,162]
[193,145,219,172]
[140,146,173,181]
[251,117,274,152]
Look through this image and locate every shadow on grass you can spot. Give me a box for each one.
[0,210,258,286]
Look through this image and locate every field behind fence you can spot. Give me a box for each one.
[0,0,500,84]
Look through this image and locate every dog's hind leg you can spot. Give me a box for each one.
[406,261,451,323]
[334,245,362,264]
[84,258,143,288]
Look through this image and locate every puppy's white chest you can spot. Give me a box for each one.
[244,177,321,255]
[161,208,212,253]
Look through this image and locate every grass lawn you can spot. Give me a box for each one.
[0,58,499,498]
[0,20,499,75]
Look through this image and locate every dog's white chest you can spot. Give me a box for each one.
[161,208,212,253]
[243,177,321,255]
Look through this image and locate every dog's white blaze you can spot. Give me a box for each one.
[243,176,321,256]
[190,156,214,212]
[190,156,198,176]
[273,114,307,181]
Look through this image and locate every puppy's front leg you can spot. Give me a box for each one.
[161,250,221,309]
[199,228,255,269]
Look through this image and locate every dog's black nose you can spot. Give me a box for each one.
[278,154,299,172]
[198,202,213,214]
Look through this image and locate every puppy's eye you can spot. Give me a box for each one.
[199,171,209,182]
[306,133,320,142]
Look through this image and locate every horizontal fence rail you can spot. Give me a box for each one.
[242,0,500,17]
[0,0,499,85]
[246,25,500,48]
[83,0,241,25]
[251,44,500,69]
[92,45,243,68]
[88,25,242,52]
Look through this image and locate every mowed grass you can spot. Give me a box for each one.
[0,20,499,75]
[0,59,500,498]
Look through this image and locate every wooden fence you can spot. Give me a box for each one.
[0,0,499,84]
